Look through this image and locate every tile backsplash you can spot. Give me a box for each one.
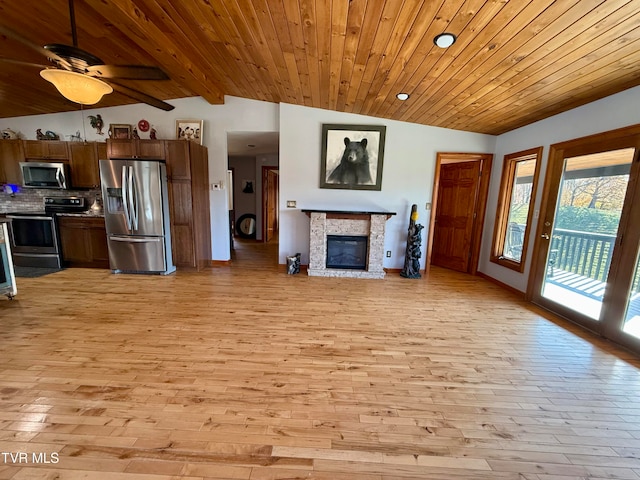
[0,187,101,213]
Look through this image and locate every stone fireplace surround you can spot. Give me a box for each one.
[302,209,396,279]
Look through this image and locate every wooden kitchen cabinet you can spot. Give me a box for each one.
[165,140,211,270]
[69,142,107,189]
[0,139,25,185]
[107,139,165,159]
[23,140,69,160]
[58,216,109,268]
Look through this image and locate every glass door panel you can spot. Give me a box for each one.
[541,148,635,320]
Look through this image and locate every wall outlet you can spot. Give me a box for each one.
[386,250,391,257]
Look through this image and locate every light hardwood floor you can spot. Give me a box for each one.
[1,239,639,479]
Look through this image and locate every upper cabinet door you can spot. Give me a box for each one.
[107,140,165,160]
[165,141,191,181]
[0,140,25,184]
[137,140,166,159]
[69,142,102,189]
[24,140,68,160]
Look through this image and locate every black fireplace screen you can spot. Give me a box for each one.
[326,235,368,270]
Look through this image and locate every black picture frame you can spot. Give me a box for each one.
[320,124,386,190]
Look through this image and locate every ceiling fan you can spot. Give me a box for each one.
[0,0,174,111]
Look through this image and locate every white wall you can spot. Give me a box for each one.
[279,103,496,267]
[480,85,640,292]
[0,95,280,261]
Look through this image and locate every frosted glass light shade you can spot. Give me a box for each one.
[434,33,457,48]
[40,69,113,105]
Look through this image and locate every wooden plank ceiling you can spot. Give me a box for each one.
[0,0,639,135]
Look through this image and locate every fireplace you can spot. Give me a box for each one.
[303,209,396,279]
[326,235,368,270]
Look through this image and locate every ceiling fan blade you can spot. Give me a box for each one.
[107,81,174,111]
[0,24,72,70]
[86,64,169,81]
[0,57,49,69]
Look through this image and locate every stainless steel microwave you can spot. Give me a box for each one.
[20,162,69,189]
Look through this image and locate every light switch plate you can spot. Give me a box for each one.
[287,200,297,208]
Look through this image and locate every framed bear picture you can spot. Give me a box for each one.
[320,124,386,190]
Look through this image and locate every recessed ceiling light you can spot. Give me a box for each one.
[434,33,457,48]
[396,93,410,101]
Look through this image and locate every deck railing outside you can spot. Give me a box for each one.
[549,228,616,283]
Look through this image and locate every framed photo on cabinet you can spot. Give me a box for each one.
[109,124,132,139]
[176,119,203,144]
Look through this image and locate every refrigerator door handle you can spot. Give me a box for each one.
[130,166,139,231]
[121,165,131,231]
[127,166,135,231]
[110,236,163,243]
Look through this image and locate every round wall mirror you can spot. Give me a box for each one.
[236,213,257,239]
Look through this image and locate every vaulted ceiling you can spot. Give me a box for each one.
[0,0,639,135]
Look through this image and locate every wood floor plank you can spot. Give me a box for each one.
[0,238,639,479]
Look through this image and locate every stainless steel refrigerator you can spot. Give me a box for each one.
[99,159,176,275]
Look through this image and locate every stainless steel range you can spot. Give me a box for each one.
[7,196,87,268]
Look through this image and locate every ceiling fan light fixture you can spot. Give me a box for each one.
[39,69,113,105]
[434,33,457,48]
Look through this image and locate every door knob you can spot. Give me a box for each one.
[541,233,550,240]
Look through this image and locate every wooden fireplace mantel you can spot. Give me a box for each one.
[302,209,396,221]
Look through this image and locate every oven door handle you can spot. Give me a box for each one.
[7,215,53,221]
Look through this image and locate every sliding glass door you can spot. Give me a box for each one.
[528,125,640,352]
[539,149,634,319]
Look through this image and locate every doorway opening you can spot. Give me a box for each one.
[227,132,279,266]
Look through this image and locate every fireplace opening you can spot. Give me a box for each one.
[326,235,368,270]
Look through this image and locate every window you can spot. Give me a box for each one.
[491,147,543,272]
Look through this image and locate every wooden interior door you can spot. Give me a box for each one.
[431,161,481,272]
[427,153,493,275]
[263,167,279,242]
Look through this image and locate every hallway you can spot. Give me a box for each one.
[231,235,280,270]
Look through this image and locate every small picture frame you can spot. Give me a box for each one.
[109,124,132,140]
[176,119,203,144]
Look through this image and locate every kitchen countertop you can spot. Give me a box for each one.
[56,211,105,218]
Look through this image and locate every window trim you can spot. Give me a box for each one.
[490,147,543,273]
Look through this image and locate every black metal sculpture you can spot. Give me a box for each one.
[287,253,301,274]
[400,204,423,279]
